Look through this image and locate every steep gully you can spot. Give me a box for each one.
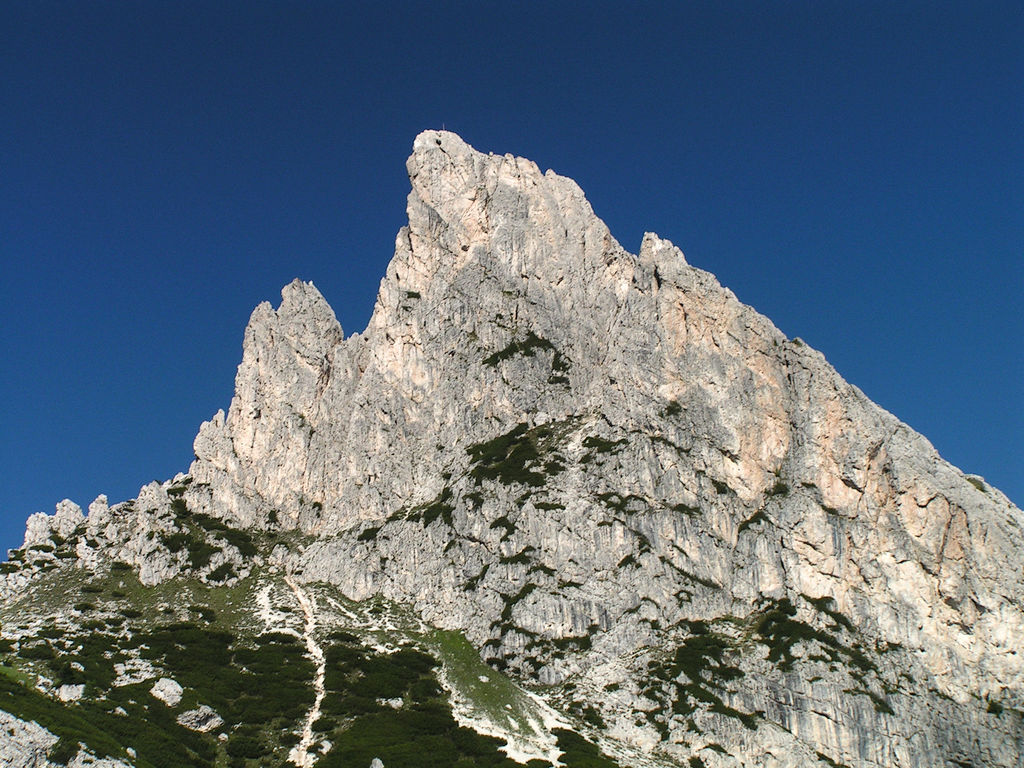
[285,576,327,768]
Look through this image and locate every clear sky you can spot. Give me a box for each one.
[2,1,1021,555]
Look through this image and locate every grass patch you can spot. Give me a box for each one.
[553,728,619,767]
[318,632,549,768]
[0,663,216,768]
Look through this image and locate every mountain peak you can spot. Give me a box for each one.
[3,132,1021,768]
[407,129,490,215]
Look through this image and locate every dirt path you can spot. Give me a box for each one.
[285,576,327,768]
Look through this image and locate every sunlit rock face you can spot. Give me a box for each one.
[10,131,1023,767]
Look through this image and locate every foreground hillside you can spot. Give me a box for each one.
[3,131,1022,767]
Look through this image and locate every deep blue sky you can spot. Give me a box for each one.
[2,1,1021,555]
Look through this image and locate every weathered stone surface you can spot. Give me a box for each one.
[176,705,223,733]
[0,709,132,768]
[56,684,84,703]
[149,677,183,707]
[4,131,1022,767]
[0,708,57,768]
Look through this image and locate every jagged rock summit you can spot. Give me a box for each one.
[4,130,1022,768]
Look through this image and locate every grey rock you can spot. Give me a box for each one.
[176,705,224,733]
[6,131,1023,767]
[0,708,57,768]
[149,677,183,707]
[57,684,84,702]
[0,709,133,768]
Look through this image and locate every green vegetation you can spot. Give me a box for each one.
[534,501,564,511]
[595,492,648,515]
[549,633,593,652]
[711,479,731,495]
[358,526,381,542]
[672,503,701,517]
[317,633,531,768]
[548,351,572,385]
[499,584,537,623]
[0,635,218,768]
[138,622,315,730]
[663,400,683,417]
[161,498,257,571]
[393,487,457,528]
[207,563,236,582]
[737,509,769,535]
[217,528,257,558]
[417,488,455,527]
[468,423,568,488]
[0,568,331,767]
[0,555,630,768]
[966,476,987,493]
[581,436,626,466]
[750,596,893,717]
[0,674,130,764]
[47,735,81,765]
[816,752,852,768]
[803,595,855,633]
[500,547,536,566]
[186,538,221,570]
[552,728,619,768]
[464,564,489,591]
[483,331,555,366]
[646,620,758,730]
[489,517,516,543]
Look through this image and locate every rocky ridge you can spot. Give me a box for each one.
[3,130,1022,768]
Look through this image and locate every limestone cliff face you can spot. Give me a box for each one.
[12,131,1023,767]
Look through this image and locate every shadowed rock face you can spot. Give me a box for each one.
[10,131,1023,767]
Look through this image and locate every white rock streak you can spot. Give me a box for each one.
[286,576,326,768]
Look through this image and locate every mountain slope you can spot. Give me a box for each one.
[2,131,1021,768]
